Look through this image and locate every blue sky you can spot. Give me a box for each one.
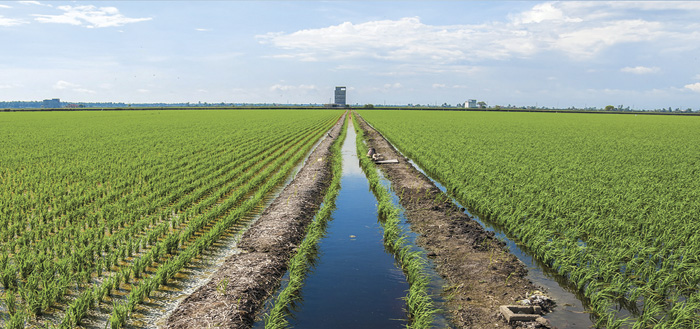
[1,1,699,109]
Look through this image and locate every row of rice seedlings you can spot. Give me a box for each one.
[263,113,348,329]
[1,124,319,326]
[52,123,330,329]
[351,112,440,328]
[0,111,343,328]
[359,110,700,328]
[103,123,333,329]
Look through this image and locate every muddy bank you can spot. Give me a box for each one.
[355,113,545,328]
[166,114,346,329]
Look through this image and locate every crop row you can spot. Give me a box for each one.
[0,110,343,328]
[263,113,348,329]
[360,110,700,328]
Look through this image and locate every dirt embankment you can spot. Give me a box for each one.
[355,114,541,328]
[166,114,346,329]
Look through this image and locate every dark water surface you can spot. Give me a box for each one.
[282,120,409,328]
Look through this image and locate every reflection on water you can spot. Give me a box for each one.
[261,120,410,328]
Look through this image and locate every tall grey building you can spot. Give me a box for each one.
[42,98,61,108]
[334,86,346,106]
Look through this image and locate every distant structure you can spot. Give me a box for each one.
[334,86,346,106]
[42,98,61,108]
[466,99,477,109]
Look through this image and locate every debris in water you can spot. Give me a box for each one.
[519,290,555,313]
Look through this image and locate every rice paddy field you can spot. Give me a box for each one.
[3,108,699,329]
[0,110,343,328]
[359,110,700,328]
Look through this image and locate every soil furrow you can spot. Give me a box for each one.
[354,113,545,328]
[165,114,346,329]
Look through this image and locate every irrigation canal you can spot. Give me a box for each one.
[257,118,597,328]
[146,117,597,328]
[255,119,410,327]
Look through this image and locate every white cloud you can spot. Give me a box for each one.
[590,2,700,12]
[53,80,95,93]
[383,83,402,89]
[554,20,663,58]
[74,88,96,94]
[269,84,318,92]
[511,2,582,24]
[54,80,79,90]
[33,5,151,28]
[18,1,49,6]
[620,66,660,74]
[137,89,150,93]
[684,82,700,93]
[259,2,696,64]
[0,4,12,9]
[258,17,516,63]
[0,15,27,26]
[195,28,211,32]
[432,83,447,89]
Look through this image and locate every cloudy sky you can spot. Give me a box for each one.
[1,1,699,109]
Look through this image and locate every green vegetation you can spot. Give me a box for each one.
[264,113,348,329]
[353,113,440,328]
[0,110,342,328]
[360,110,700,328]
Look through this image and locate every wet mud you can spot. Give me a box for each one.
[355,113,545,328]
[165,114,346,329]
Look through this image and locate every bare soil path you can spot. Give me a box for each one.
[165,114,346,329]
[355,113,542,328]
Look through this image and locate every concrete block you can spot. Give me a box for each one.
[500,305,543,323]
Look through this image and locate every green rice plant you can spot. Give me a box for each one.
[360,109,700,328]
[0,110,343,327]
[4,309,26,329]
[3,291,17,315]
[109,301,128,329]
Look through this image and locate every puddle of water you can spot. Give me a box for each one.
[264,120,409,328]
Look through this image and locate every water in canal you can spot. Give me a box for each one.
[277,120,409,328]
[404,158,596,329]
[360,119,600,328]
